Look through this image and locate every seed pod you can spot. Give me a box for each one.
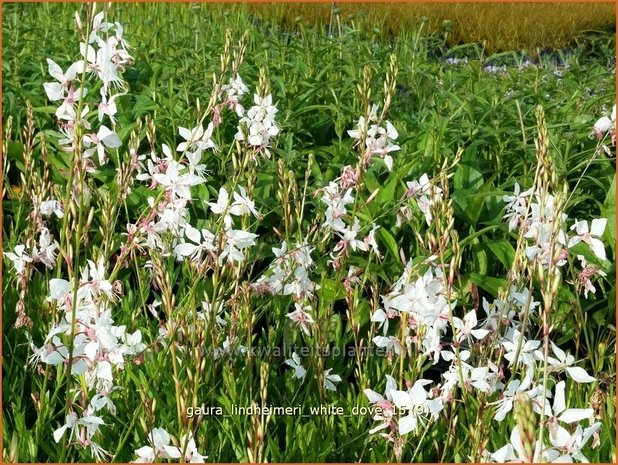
[514,393,536,462]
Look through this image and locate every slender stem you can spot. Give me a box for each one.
[59,165,86,462]
[59,8,93,460]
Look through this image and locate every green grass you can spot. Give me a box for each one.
[2,3,616,463]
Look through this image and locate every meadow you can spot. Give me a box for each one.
[2,3,616,463]
[247,3,616,53]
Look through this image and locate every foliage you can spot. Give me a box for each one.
[2,3,616,463]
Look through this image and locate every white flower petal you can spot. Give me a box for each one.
[553,381,566,416]
[391,390,412,408]
[364,389,384,403]
[398,414,417,435]
[588,238,606,262]
[590,218,607,236]
[565,367,596,383]
[558,408,594,424]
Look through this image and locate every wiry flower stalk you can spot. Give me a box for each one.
[2,115,13,200]
[514,393,537,462]
[533,105,570,456]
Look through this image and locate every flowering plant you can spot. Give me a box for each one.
[3,4,615,463]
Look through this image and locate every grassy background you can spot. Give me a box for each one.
[249,3,616,53]
[2,2,616,462]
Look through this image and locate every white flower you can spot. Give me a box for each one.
[320,182,355,232]
[4,244,33,274]
[97,88,120,123]
[367,120,400,171]
[218,228,258,265]
[40,199,64,218]
[154,160,203,201]
[405,173,432,197]
[391,380,442,435]
[148,199,190,240]
[254,241,320,299]
[536,342,597,383]
[186,149,207,177]
[593,105,615,141]
[364,224,381,257]
[453,310,490,343]
[230,186,261,218]
[88,11,111,44]
[565,366,597,384]
[323,368,342,391]
[405,174,442,225]
[29,333,68,366]
[549,381,594,425]
[177,123,216,153]
[79,257,114,301]
[283,266,320,299]
[548,422,602,462]
[348,114,400,170]
[489,425,535,462]
[53,412,79,443]
[173,225,215,261]
[370,307,392,335]
[333,218,367,253]
[81,41,124,92]
[43,58,84,101]
[576,254,607,298]
[247,94,278,128]
[53,412,106,457]
[492,365,535,421]
[503,182,534,232]
[502,329,541,367]
[208,187,232,228]
[34,228,58,268]
[222,74,249,116]
[463,365,494,393]
[179,432,207,463]
[83,125,122,165]
[223,74,249,97]
[284,352,307,380]
[347,106,374,140]
[568,218,607,261]
[372,335,401,355]
[47,278,71,304]
[89,392,117,415]
[389,272,433,315]
[364,375,398,434]
[286,303,315,336]
[208,187,229,215]
[235,93,279,156]
[133,428,181,463]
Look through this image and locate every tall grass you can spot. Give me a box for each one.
[247,3,615,53]
[2,3,616,463]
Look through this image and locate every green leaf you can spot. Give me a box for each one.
[454,147,484,191]
[468,272,507,297]
[486,240,516,269]
[378,228,399,263]
[376,174,398,206]
[601,174,615,255]
[319,278,343,301]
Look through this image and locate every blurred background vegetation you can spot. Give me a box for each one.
[249,2,616,53]
[2,2,616,462]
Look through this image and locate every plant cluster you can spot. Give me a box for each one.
[2,4,615,463]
